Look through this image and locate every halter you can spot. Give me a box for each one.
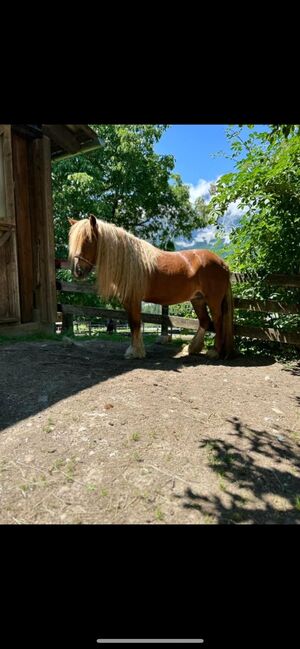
[73,254,94,268]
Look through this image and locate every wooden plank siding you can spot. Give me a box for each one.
[12,132,34,322]
[0,125,21,322]
[29,136,57,326]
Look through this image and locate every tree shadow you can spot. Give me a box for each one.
[0,339,276,432]
[282,361,300,377]
[175,417,300,524]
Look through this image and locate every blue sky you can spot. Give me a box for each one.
[154,124,268,249]
[155,125,236,183]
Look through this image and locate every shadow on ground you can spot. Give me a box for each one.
[175,416,300,524]
[1,339,277,432]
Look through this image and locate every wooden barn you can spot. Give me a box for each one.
[0,124,101,335]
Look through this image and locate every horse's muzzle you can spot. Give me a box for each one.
[72,256,93,279]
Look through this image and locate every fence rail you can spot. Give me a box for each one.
[56,262,300,347]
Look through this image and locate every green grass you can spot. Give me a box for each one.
[0,325,298,363]
[0,332,62,345]
[295,496,300,511]
[131,433,140,442]
[155,508,165,521]
[42,417,55,434]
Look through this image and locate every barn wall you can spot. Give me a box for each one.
[28,135,57,326]
[0,125,21,324]
[12,132,34,323]
[0,126,57,335]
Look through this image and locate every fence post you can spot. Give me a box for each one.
[62,312,73,335]
[161,305,169,337]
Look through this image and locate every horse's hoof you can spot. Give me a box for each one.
[205,348,220,360]
[187,344,203,355]
[182,344,191,355]
[124,346,146,359]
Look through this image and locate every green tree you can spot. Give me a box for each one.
[209,125,300,275]
[52,124,205,258]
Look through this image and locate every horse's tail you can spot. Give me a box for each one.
[221,279,234,359]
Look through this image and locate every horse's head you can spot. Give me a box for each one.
[68,214,98,279]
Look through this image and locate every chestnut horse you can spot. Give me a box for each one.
[68,215,234,360]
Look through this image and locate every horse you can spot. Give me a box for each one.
[68,214,234,360]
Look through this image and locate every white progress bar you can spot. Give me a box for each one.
[97,641,204,644]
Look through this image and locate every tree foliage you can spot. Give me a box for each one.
[209,125,300,276]
[52,124,207,258]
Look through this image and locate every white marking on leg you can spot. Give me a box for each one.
[188,327,205,354]
[125,345,134,359]
[125,332,146,359]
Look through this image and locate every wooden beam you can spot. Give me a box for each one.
[0,125,21,321]
[231,271,300,287]
[234,298,300,314]
[60,303,199,331]
[29,136,57,324]
[234,324,300,345]
[265,274,300,288]
[12,132,34,323]
[65,124,97,139]
[56,280,97,294]
[42,125,81,154]
[41,136,57,323]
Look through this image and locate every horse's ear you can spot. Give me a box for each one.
[89,214,97,229]
[68,217,77,226]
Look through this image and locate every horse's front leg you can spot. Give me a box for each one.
[124,302,146,359]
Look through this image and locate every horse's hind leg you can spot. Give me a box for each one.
[188,298,213,355]
[124,302,146,359]
[205,298,223,359]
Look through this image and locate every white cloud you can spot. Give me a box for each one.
[194,225,218,245]
[175,238,196,248]
[175,177,248,249]
[219,201,247,243]
[188,178,218,204]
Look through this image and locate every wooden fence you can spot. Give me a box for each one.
[56,261,300,347]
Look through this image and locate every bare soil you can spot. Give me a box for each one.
[1,338,299,524]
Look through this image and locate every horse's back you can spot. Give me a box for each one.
[182,248,229,273]
[145,248,230,305]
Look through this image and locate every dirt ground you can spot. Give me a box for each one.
[0,337,299,524]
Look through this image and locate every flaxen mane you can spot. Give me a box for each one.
[69,218,160,304]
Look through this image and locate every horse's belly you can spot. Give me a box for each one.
[145,283,197,305]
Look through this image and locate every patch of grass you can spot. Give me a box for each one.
[86,483,97,492]
[100,488,108,497]
[19,483,31,493]
[0,332,62,345]
[0,460,8,473]
[155,508,164,521]
[219,478,227,492]
[133,451,143,462]
[65,459,76,482]
[203,514,217,524]
[19,475,49,493]
[131,433,140,442]
[49,457,77,482]
[148,431,158,439]
[51,458,66,471]
[43,417,55,433]
[294,496,300,511]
